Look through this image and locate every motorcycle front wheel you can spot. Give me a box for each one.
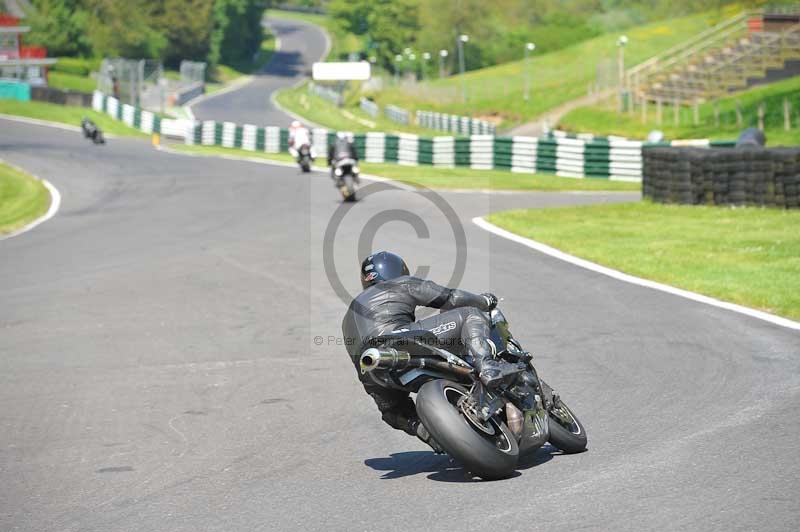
[546,394,587,454]
[416,379,519,480]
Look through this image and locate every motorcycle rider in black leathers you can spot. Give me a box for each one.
[327,132,359,185]
[341,251,501,452]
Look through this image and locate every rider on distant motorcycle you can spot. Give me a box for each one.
[327,132,359,184]
[288,120,314,161]
[341,251,500,452]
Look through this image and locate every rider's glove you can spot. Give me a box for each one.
[481,292,499,311]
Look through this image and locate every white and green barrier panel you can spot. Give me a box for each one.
[416,110,497,136]
[184,123,653,180]
[93,91,733,182]
[92,90,193,138]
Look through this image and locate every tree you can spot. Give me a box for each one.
[208,0,267,69]
[85,0,167,59]
[151,0,215,68]
[26,0,92,57]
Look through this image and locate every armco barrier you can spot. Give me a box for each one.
[642,146,799,208]
[31,86,92,107]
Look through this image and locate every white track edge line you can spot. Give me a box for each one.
[0,113,120,138]
[0,163,61,241]
[472,216,800,332]
[0,113,81,132]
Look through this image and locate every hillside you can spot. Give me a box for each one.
[559,76,800,145]
[273,6,744,133]
[368,8,740,129]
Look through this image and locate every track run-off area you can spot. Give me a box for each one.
[2,15,799,532]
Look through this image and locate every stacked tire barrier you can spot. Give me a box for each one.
[643,146,800,208]
[416,110,496,135]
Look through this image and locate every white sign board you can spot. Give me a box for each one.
[312,61,371,81]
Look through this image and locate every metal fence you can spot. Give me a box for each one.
[97,58,163,108]
[180,60,206,86]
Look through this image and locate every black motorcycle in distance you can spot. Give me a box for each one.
[81,118,105,145]
[333,156,359,202]
[359,307,587,480]
[297,144,313,173]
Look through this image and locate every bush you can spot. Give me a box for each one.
[50,57,101,77]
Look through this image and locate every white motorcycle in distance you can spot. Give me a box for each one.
[333,156,360,202]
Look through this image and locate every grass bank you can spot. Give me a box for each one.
[559,76,800,145]
[275,82,431,134]
[0,99,145,137]
[0,162,51,235]
[369,9,736,129]
[171,143,639,192]
[488,201,800,320]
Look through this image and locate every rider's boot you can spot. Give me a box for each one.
[467,336,504,389]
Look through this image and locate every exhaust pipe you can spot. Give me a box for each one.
[360,348,411,373]
[360,348,475,379]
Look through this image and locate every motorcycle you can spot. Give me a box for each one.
[333,156,359,202]
[358,306,587,480]
[81,118,105,145]
[297,144,313,173]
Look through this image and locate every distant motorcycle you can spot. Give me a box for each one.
[333,156,359,202]
[359,306,587,480]
[81,118,105,145]
[297,143,313,173]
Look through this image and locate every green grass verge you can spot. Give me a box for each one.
[0,99,146,137]
[488,201,800,320]
[47,71,97,93]
[559,76,800,145]
[275,82,432,134]
[170,143,639,192]
[368,8,738,129]
[0,162,51,235]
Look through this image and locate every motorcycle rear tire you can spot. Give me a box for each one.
[416,379,518,480]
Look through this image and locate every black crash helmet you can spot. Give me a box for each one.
[361,251,409,289]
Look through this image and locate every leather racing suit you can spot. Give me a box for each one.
[341,275,495,436]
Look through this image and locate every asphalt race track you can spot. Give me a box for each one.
[190,16,328,126]
[2,14,800,529]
